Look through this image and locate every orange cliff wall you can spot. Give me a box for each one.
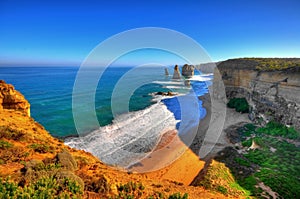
[0,80,30,117]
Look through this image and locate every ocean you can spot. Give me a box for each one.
[0,66,212,168]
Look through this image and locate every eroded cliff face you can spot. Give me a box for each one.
[0,80,30,116]
[217,60,300,130]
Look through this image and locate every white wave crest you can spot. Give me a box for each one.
[65,102,177,168]
[164,85,190,90]
[152,80,184,85]
[188,75,212,81]
[198,73,214,77]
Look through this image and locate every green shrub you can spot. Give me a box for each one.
[234,157,250,167]
[244,123,256,132]
[227,98,249,113]
[216,185,228,195]
[0,140,13,149]
[28,143,53,153]
[251,58,300,71]
[242,139,252,147]
[238,175,262,196]
[0,126,25,141]
[0,145,27,164]
[0,176,83,199]
[256,121,300,140]
[241,133,300,198]
[148,191,165,199]
[55,170,84,193]
[117,181,145,198]
[0,178,19,199]
[168,193,188,199]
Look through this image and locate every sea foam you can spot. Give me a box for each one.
[65,102,177,168]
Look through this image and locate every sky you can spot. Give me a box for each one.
[0,0,300,66]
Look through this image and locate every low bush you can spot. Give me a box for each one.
[56,150,77,171]
[256,121,300,140]
[28,143,54,153]
[227,98,249,113]
[216,186,228,195]
[0,126,25,141]
[234,157,251,167]
[168,193,188,199]
[0,146,28,164]
[0,140,13,149]
[0,176,83,199]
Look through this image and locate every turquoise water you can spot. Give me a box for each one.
[0,66,210,138]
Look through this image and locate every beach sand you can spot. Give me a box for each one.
[130,129,205,185]
[129,92,250,186]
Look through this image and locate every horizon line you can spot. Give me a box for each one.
[1,56,300,67]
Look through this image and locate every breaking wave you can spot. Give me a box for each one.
[65,102,177,168]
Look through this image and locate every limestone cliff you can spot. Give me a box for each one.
[0,80,30,116]
[216,58,300,130]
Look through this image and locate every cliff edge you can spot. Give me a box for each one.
[217,58,300,130]
[0,80,30,116]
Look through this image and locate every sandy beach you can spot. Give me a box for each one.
[128,91,250,186]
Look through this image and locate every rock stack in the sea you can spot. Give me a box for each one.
[182,64,195,77]
[155,91,177,96]
[0,80,30,116]
[172,65,181,79]
[165,68,169,76]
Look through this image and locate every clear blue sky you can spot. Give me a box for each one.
[1,0,300,66]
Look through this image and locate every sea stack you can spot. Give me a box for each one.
[165,68,169,76]
[182,64,195,78]
[0,80,30,116]
[172,65,181,79]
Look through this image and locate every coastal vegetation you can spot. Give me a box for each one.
[245,58,300,71]
[0,146,192,199]
[0,176,83,199]
[220,58,300,71]
[227,98,249,113]
[215,122,300,198]
[217,57,300,72]
[196,160,250,197]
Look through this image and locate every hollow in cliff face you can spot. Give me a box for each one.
[0,80,30,116]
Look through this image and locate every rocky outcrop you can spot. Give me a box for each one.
[182,64,195,77]
[0,80,30,116]
[165,68,169,76]
[217,59,300,130]
[155,91,177,96]
[172,65,181,79]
